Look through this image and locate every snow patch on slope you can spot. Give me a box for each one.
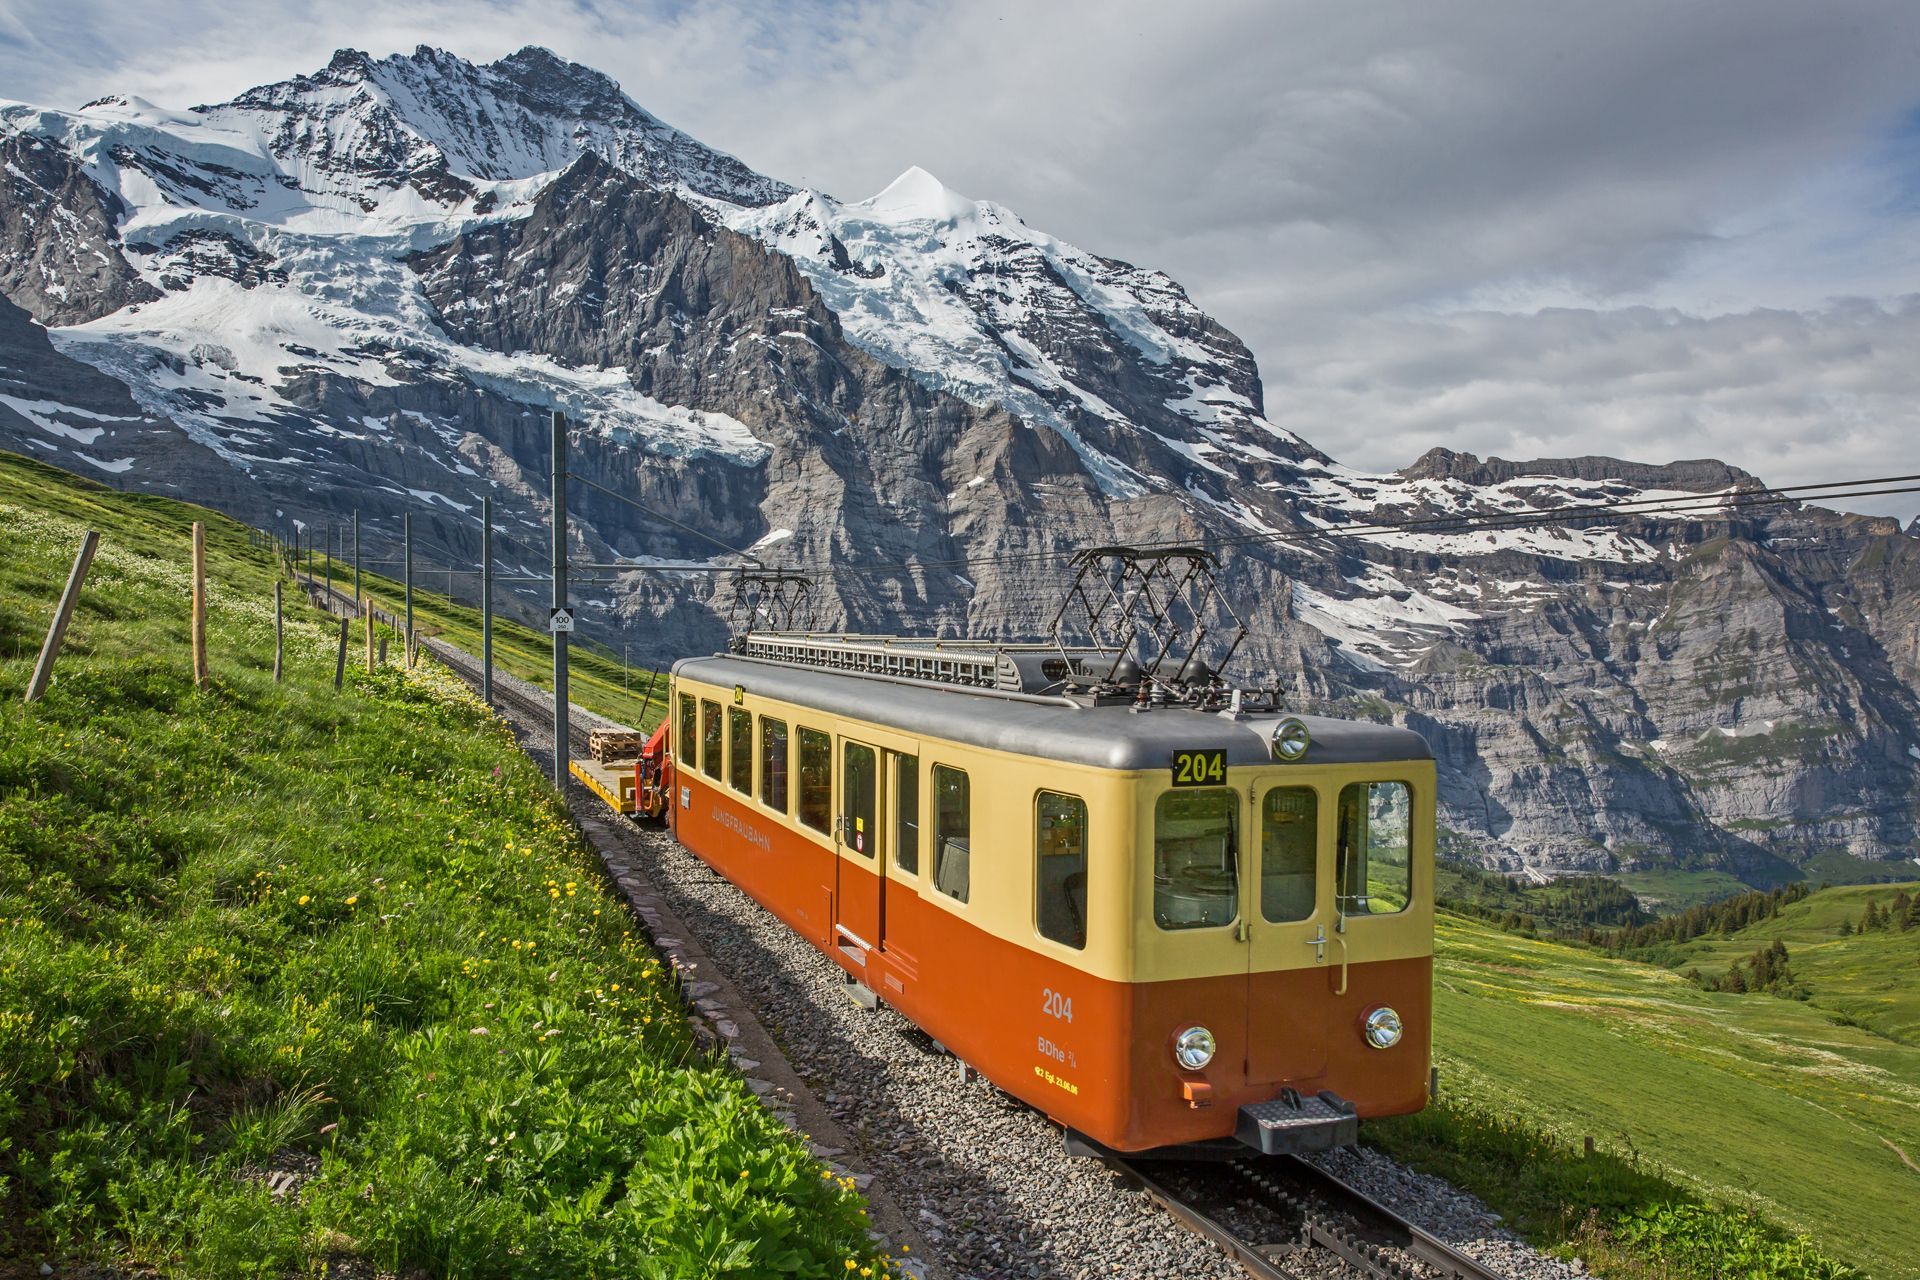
[1291,576,1480,671]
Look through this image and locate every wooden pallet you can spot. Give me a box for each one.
[588,729,647,763]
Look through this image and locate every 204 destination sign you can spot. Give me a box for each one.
[1169,748,1227,787]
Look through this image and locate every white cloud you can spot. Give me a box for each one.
[1260,298,1920,518]
[4,0,1920,515]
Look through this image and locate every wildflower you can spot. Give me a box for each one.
[471,1027,488,1035]
[345,895,359,906]
[297,895,311,906]
[738,1170,748,1180]
[610,984,619,992]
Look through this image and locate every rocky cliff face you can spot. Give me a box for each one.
[1,45,1916,889]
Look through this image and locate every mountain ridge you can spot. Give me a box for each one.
[3,44,1917,884]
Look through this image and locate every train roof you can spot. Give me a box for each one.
[673,654,1433,772]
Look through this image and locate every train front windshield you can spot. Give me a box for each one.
[1149,775,1424,937]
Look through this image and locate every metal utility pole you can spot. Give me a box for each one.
[403,511,413,665]
[550,411,570,786]
[482,495,494,706]
[324,523,333,604]
[352,509,361,607]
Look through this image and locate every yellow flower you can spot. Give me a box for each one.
[345,896,359,906]
[738,1169,748,1179]
[297,895,310,906]
[610,984,619,992]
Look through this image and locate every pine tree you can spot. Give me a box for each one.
[1838,917,1854,937]
[1862,901,1883,932]
[1891,889,1912,930]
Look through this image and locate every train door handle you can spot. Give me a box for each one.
[1304,925,1326,963]
[1330,929,1349,997]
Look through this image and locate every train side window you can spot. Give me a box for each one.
[728,708,752,795]
[1035,791,1088,949]
[1261,787,1318,923]
[1154,789,1237,930]
[895,754,920,875]
[677,695,696,765]
[760,717,789,813]
[701,700,723,781]
[932,765,970,903]
[797,727,832,833]
[1337,782,1411,915]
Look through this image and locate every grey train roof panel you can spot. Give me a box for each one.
[673,655,1433,772]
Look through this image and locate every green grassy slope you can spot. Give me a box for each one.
[0,451,889,1276]
[312,558,670,732]
[1651,882,1920,1048]
[1373,912,1920,1276]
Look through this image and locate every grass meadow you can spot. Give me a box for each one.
[296,547,669,733]
[0,452,892,1277]
[1371,911,1918,1277]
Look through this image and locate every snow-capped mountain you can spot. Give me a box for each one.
[4,45,1918,890]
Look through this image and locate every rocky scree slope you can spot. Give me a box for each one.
[2,45,1918,882]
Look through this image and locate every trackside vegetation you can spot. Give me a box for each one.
[0,452,893,1277]
[1368,910,1915,1278]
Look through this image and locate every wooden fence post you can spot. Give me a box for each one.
[334,618,349,691]
[191,521,209,689]
[273,580,284,683]
[24,530,101,704]
[364,598,375,675]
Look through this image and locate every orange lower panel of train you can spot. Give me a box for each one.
[672,771,1430,1153]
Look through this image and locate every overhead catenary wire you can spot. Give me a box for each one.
[564,472,1920,585]
[571,473,765,563]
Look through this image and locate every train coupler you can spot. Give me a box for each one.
[1233,1089,1358,1155]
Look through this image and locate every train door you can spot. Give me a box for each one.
[1244,782,1333,1084]
[880,751,920,964]
[834,738,883,963]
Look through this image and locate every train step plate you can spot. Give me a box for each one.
[1235,1090,1358,1155]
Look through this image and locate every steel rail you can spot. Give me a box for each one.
[1106,1159,1300,1280]
[1112,1152,1513,1280]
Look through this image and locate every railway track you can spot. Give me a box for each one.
[423,637,603,756]
[1115,1153,1512,1280]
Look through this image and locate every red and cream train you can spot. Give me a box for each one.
[636,632,1434,1156]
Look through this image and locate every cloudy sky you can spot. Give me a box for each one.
[5,0,1920,516]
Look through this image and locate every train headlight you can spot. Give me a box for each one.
[1364,1006,1403,1050]
[1173,1026,1216,1071]
[1271,717,1311,762]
